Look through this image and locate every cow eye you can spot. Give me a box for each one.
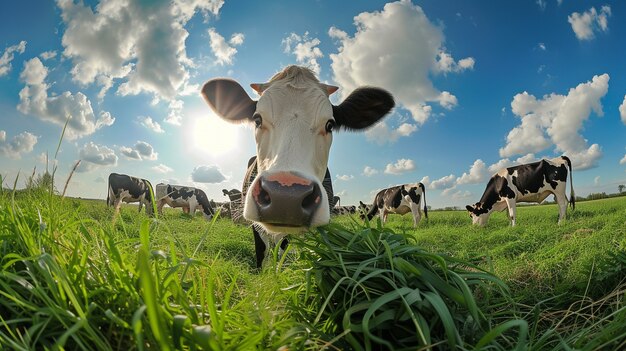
[325,119,336,133]
[252,113,262,128]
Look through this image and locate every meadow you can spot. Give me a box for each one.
[1,183,625,350]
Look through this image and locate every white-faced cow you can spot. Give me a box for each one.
[364,183,428,227]
[465,156,575,226]
[107,173,154,216]
[155,183,215,221]
[202,65,394,268]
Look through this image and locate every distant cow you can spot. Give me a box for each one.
[202,65,394,267]
[364,183,428,227]
[155,184,214,221]
[466,156,575,226]
[331,205,356,216]
[358,201,373,218]
[107,173,154,216]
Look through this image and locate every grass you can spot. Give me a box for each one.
[1,185,625,350]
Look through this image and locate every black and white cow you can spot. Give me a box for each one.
[107,173,154,216]
[331,205,356,216]
[358,201,373,218]
[202,65,394,267]
[364,183,428,227]
[155,184,215,221]
[465,156,575,226]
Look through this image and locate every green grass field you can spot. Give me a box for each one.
[1,186,625,350]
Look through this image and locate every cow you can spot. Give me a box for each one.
[155,183,215,221]
[466,156,575,226]
[358,201,373,218]
[202,65,394,267]
[107,173,154,216]
[331,205,356,216]
[364,183,428,227]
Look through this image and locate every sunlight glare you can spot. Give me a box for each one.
[190,112,240,157]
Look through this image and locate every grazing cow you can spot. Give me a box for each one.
[202,65,394,267]
[364,183,428,227]
[466,156,575,226]
[358,201,373,218]
[331,205,356,216]
[155,184,214,221]
[107,173,154,216]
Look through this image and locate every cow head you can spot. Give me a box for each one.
[465,203,489,226]
[202,66,394,233]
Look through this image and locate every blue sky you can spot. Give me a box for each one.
[1,0,625,209]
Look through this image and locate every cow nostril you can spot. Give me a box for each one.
[257,185,271,207]
[301,183,321,211]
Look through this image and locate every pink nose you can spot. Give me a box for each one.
[251,171,322,227]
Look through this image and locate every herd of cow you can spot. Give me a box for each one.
[106,65,576,267]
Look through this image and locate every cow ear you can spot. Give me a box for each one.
[465,205,474,212]
[332,87,394,131]
[201,79,257,123]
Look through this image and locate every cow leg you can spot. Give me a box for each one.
[114,198,123,214]
[505,198,516,226]
[189,204,197,216]
[138,201,143,213]
[183,207,190,214]
[555,193,568,224]
[411,204,422,227]
[157,200,165,215]
[252,226,268,269]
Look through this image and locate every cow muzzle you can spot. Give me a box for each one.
[247,171,322,229]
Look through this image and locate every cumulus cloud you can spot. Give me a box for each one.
[0,130,38,159]
[336,174,354,181]
[456,159,488,185]
[363,166,378,177]
[57,0,223,101]
[17,58,115,140]
[365,122,418,144]
[384,158,415,175]
[282,32,324,75]
[77,141,117,172]
[208,28,244,66]
[0,40,26,77]
[500,74,609,170]
[488,154,537,174]
[138,116,164,133]
[120,141,157,161]
[329,0,474,124]
[39,51,57,60]
[620,154,626,165]
[568,5,611,41]
[191,165,226,183]
[429,174,456,190]
[619,95,626,125]
[164,99,184,125]
[152,163,173,174]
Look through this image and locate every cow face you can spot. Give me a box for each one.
[465,203,489,226]
[202,66,394,233]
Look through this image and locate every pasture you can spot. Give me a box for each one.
[1,186,625,350]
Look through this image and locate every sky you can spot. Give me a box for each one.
[1,0,625,209]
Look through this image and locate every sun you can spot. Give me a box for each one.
[189,111,241,157]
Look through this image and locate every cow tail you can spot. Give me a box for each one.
[563,156,575,210]
[366,201,379,221]
[420,182,428,220]
[106,176,110,207]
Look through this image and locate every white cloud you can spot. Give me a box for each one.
[120,141,157,161]
[488,154,537,174]
[138,116,164,133]
[0,40,26,77]
[538,43,546,51]
[594,176,601,185]
[40,51,57,60]
[329,0,473,124]
[77,141,117,172]
[17,58,115,140]
[0,130,38,159]
[457,159,488,185]
[208,28,244,66]
[537,0,547,11]
[450,190,472,200]
[362,166,378,177]
[164,99,184,126]
[336,174,354,181]
[282,32,324,75]
[500,74,609,170]
[429,174,456,190]
[191,165,226,183]
[620,154,626,165]
[365,122,418,144]
[619,95,626,125]
[568,6,611,41]
[384,158,415,175]
[57,0,223,100]
[152,163,173,174]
